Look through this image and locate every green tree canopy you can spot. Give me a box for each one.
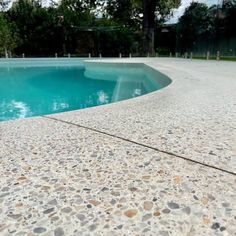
[0,13,19,56]
[223,0,236,37]
[176,2,214,52]
[105,0,180,54]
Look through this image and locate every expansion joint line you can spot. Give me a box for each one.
[43,116,236,176]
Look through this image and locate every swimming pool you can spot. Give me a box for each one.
[0,59,171,121]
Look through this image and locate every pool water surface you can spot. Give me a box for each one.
[0,60,171,121]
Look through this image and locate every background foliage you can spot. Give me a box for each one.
[0,0,235,57]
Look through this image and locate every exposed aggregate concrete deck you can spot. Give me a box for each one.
[0,58,236,235]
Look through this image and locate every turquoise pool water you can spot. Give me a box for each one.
[0,59,171,121]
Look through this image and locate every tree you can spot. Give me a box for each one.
[56,0,96,54]
[223,0,236,37]
[105,0,180,55]
[176,2,214,53]
[7,0,98,56]
[145,0,180,55]
[142,0,157,55]
[0,13,19,56]
[106,0,140,28]
[1,0,180,56]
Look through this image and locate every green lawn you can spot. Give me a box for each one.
[192,56,236,62]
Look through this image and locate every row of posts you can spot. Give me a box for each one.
[176,51,221,61]
[66,51,221,60]
[7,51,220,60]
[54,52,133,58]
[57,52,221,60]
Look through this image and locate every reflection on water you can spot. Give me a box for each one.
[0,100,31,120]
[0,65,166,121]
[97,91,109,104]
[52,101,69,111]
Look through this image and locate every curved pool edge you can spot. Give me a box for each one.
[0,58,215,124]
[0,58,174,123]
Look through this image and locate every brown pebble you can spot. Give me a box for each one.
[203,216,210,225]
[142,176,151,180]
[88,200,101,206]
[124,209,138,218]
[154,211,161,217]
[157,170,165,175]
[18,176,27,181]
[15,203,23,208]
[173,176,182,185]
[48,212,57,218]
[143,201,153,211]
[41,186,51,191]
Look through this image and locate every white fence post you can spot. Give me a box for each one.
[185,52,188,59]
[5,49,8,58]
[216,51,220,61]
[190,52,193,59]
[207,51,210,60]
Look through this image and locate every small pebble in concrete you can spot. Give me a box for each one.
[167,202,180,209]
[143,201,153,211]
[162,209,171,214]
[220,226,226,231]
[54,227,65,236]
[142,214,152,221]
[211,222,220,230]
[43,207,54,214]
[33,227,47,234]
[61,207,72,213]
[124,209,138,218]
